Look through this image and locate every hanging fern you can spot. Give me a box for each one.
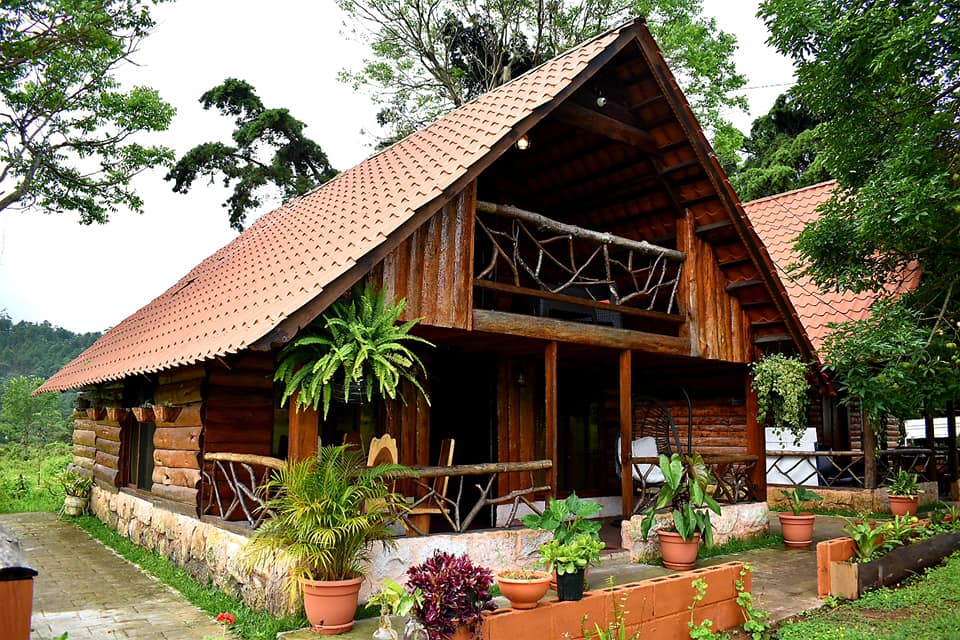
[275,283,433,418]
[750,354,811,446]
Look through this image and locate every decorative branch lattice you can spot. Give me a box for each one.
[475,201,685,314]
[201,452,284,528]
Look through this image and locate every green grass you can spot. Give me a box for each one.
[0,443,71,513]
[699,532,785,559]
[774,550,960,639]
[71,515,307,640]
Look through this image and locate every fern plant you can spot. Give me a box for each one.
[275,283,434,418]
[242,445,409,602]
[750,353,810,446]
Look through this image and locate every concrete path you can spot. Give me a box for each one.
[0,512,224,640]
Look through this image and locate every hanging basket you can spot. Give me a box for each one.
[330,376,376,405]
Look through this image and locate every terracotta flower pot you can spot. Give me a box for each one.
[86,407,105,421]
[301,576,363,635]
[657,530,701,571]
[153,405,181,423]
[105,407,128,422]
[889,495,919,517]
[131,406,154,423]
[778,512,816,548]
[496,570,552,609]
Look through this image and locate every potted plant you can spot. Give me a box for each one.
[536,533,605,601]
[405,550,496,640]
[131,403,154,423]
[521,492,603,587]
[152,402,181,423]
[886,469,922,516]
[639,453,722,570]
[495,567,553,610]
[275,283,434,419]
[61,470,93,516]
[750,353,810,446]
[778,486,823,548]
[243,444,408,635]
[368,578,424,640]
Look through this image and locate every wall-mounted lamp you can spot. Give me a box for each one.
[516,134,531,151]
[596,91,607,108]
[516,371,528,387]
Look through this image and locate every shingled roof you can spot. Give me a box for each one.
[743,181,875,354]
[39,24,635,393]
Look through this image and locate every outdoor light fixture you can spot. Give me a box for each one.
[596,92,607,108]
[516,134,530,151]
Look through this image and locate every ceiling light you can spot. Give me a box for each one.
[516,134,530,151]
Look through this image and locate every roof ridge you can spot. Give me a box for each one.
[742,180,837,207]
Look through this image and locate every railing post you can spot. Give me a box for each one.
[745,373,767,500]
[620,350,633,518]
[925,410,939,485]
[288,392,318,462]
[863,414,878,489]
[544,342,558,500]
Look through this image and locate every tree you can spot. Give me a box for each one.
[0,0,175,223]
[338,0,747,145]
[0,375,68,453]
[729,90,830,202]
[166,78,339,231]
[759,0,960,422]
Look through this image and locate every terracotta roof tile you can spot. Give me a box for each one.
[743,181,876,355]
[39,26,628,393]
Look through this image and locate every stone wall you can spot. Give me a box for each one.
[620,502,770,563]
[91,486,552,613]
[766,482,939,513]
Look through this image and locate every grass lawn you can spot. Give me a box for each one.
[774,550,960,639]
[0,443,71,513]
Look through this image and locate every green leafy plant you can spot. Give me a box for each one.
[639,453,722,545]
[842,517,892,563]
[368,578,423,617]
[536,533,605,576]
[60,470,93,498]
[275,283,434,418]
[580,578,640,640]
[750,354,810,446]
[242,444,408,602]
[780,486,823,515]
[687,565,770,640]
[887,469,922,497]
[520,492,603,544]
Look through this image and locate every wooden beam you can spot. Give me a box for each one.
[620,350,634,517]
[753,333,793,345]
[726,279,764,292]
[472,310,691,356]
[288,394,318,462]
[476,201,685,261]
[474,280,684,324]
[745,372,766,500]
[695,220,733,235]
[545,342,558,499]
[552,102,658,153]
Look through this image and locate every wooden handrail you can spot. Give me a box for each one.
[203,452,285,470]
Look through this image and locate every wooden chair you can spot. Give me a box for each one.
[406,438,455,535]
[367,434,398,467]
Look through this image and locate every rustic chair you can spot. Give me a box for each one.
[405,438,455,535]
[341,431,364,454]
[366,434,398,467]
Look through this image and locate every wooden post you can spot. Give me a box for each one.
[925,410,939,483]
[863,411,878,490]
[288,393,318,462]
[620,350,633,518]
[947,401,958,500]
[744,373,767,500]
[544,342,558,499]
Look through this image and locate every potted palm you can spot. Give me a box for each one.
[536,533,605,601]
[639,453,721,570]
[886,469,922,516]
[243,444,408,634]
[778,486,823,548]
[275,283,434,418]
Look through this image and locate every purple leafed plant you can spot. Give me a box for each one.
[406,550,496,640]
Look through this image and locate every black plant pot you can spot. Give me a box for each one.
[556,569,585,601]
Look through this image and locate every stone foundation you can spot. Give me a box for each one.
[620,502,770,563]
[767,482,939,514]
[91,486,552,614]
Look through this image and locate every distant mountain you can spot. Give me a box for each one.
[0,313,101,381]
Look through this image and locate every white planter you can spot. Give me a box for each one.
[63,495,89,516]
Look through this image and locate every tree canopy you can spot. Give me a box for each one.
[338,0,747,147]
[166,78,339,231]
[0,375,69,450]
[760,0,960,421]
[730,90,830,202]
[0,0,175,223]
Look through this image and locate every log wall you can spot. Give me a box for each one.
[150,365,205,506]
[202,352,275,519]
[72,418,96,474]
[370,181,476,330]
[657,398,748,456]
[676,212,754,363]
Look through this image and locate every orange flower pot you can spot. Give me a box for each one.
[496,570,552,609]
[657,530,700,570]
[889,495,919,517]
[778,512,816,548]
[301,576,362,635]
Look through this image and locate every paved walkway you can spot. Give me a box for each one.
[0,512,224,640]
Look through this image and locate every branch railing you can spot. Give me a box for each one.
[474,201,685,316]
[765,448,936,489]
[201,452,284,528]
[395,460,553,536]
[628,454,758,515]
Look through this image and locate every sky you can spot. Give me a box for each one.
[0,0,794,335]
